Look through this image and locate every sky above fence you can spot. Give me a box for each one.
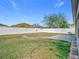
[0,0,73,25]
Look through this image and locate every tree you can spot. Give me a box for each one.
[43,13,69,28]
[32,24,43,28]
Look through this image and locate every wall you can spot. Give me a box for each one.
[0,27,75,35]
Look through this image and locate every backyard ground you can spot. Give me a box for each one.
[0,33,70,59]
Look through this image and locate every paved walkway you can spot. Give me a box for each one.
[47,34,75,42]
[68,41,78,59]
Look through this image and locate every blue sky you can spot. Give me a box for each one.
[0,0,73,25]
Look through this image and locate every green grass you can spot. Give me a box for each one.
[0,33,70,59]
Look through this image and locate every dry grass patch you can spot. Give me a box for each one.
[0,32,65,39]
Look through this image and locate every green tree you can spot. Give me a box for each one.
[32,24,43,28]
[43,13,69,28]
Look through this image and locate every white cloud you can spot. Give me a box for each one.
[8,0,18,11]
[58,2,64,7]
[54,3,58,8]
[54,0,64,8]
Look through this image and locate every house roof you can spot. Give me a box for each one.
[71,0,78,20]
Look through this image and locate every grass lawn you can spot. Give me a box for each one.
[0,33,70,59]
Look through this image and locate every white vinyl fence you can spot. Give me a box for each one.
[0,27,75,35]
